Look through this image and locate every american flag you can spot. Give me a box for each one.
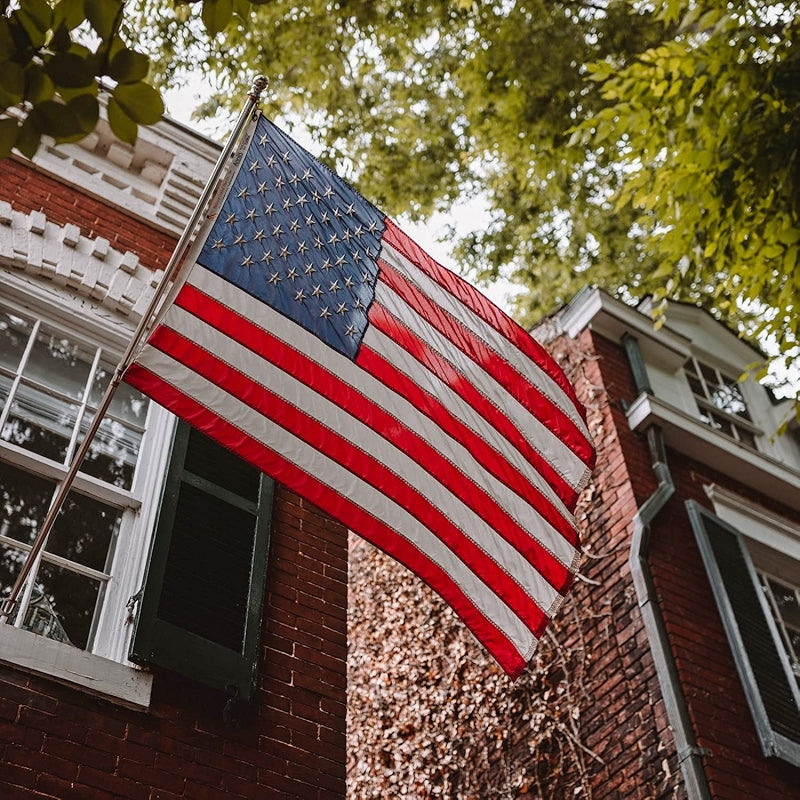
[125,113,595,678]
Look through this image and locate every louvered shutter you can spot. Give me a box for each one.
[687,500,800,766]
[130,422,273,701]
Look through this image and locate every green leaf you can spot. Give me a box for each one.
[15,115,43,159]
[0,19,15,60]
[112,81,164,124]
[34,99,86,139]
[108,48,150,84]
[85,0,122,40]
[0,118,19,159]
[202,0,233,36]
[107,96,138,144]
[54,0,88,31]
[68,93,99,132]
[14,0,53,47]
[45,53,96,88]
[25,63,55,104]
[0,61,26,107]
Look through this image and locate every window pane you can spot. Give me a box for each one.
[25,327,94,400]
[0,373,12,409]
[88,365,150,427]
[0,462,54,546]
[686,374,705,397]
[768,578,800,631]
[1,382,80,462]
[709,411,734,437]
[45,492,120,573]
[0,543,28,605]
[22,562,103,650]
[0,308,33,374]
[79,414,143,489]
[700,362,718,384]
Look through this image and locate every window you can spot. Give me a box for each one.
[758,572,800,685]
[684,357,759,448]
[687,500,800,767]
[0,296,273,706]
[0,301,150,651]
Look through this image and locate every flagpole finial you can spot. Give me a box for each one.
[249,75,269,102]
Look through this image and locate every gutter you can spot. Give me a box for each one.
[623,334,711,800]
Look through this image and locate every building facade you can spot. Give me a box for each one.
[347,287,800,798]
[0,115,348,799]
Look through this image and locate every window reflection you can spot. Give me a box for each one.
[0,302,148,491]
[0,300,145,653]
[0,463,119,650]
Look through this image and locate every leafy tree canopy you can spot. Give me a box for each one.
[1,0,798,408]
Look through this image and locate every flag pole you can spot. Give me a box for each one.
[0,75,269,623]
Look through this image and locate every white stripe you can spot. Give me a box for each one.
[186,268,578,558]
[160,302,570,606]
[373,277,589,493]
[365,320,579,515]
[135,345,538,659]
[381,239,591,439]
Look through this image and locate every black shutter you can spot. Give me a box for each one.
[130,422,273,701]
[687,500,800,767]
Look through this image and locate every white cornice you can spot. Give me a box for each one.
[626,393,800,510]
[0,202,158,334]
[20,114,220,236]
[558,287,692,371]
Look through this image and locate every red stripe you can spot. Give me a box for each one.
[382,217,588,425]
[125,362,530,679]
[377,256,595,470]
[176,282,578,561]
[139,323,555,637]
[368,302,581,544]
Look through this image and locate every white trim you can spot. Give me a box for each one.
[0,260,174,689]
[0,204,161,326]
[626,393,800,510]
[558,287,691,371]
[704,484,800,562]
[0,623,152,709]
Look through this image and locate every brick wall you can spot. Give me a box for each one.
[0,158,176,273]
[550,328,685,798]
[582,330,800,799]
[648,455,799,799]
[1,487,349,800]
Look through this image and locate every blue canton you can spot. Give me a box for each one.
[198,115,385,360]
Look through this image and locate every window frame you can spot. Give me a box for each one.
[687,499,800,767]
[0,276,175,705]
[684,356,761,448]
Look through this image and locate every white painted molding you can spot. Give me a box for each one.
[0,203,160,323]
[29,114,220,236]
[0,624,152,710]
[627,393,800,510]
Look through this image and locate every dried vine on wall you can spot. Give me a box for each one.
[347,329,615,799]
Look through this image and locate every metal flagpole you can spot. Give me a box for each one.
[0,75,269,623]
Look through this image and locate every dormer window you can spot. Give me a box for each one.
[685,357,758,449]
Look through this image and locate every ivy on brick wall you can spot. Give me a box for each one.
[346,332,618,799]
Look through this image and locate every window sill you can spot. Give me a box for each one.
[0,623,152,709]
[626,393,800,510]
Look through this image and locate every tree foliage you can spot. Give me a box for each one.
[0,0,164,154]
[2,0,797,403]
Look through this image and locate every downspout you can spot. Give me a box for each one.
[623,334,711,800]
